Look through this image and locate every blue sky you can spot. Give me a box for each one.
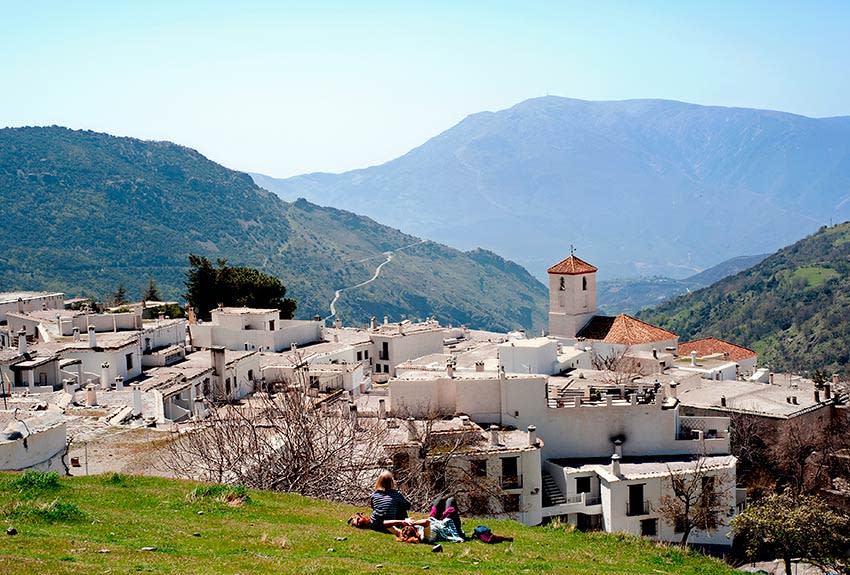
[2,1,849,176]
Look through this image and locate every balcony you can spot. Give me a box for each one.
[626,500,651,516]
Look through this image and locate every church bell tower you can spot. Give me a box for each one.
[547,252,597,339]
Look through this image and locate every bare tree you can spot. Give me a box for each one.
[591,347,646,386]
[162,366,389,503]
[386,410,509,514]
[656,456,730,546]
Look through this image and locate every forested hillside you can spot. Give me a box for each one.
[0,127,547,332]
[640,223,850,374]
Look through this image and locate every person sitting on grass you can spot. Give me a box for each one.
[429,495,463,537]
[383,516,465,544]
[366,470,411,531]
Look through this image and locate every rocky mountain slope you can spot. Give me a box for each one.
[255,96,850,280]
[0,126,547,332]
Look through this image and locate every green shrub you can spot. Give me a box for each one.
[10,470,60,494]
[3,498,84,522]
[101,472,128,486]
[186,484,249,505]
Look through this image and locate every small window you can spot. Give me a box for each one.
[576,476,591,494]
[471,459,487,477]
[225,378,231,395]
[502,494,520,513]
[559,277,566,291]
[356,351,363,361]
[640,518,657,537]
[364,350,369,359]
[582,276,588,291]
[268,320,275,331]
[247,369,254,382]
[125,353,133,370]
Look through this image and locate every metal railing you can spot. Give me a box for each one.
[626,500,651,516]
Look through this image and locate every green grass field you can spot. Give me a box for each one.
[0,471,736,574]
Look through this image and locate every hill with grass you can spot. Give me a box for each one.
[639,223,850,375]
[255,96,850,281]
[0,126,546,332]
[0,471,735,574]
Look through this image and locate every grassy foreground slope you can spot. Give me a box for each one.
[0,473,734,575]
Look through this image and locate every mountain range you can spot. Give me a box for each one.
[254,96,850,281]
[639,222,850,374]
[0,126,547,332]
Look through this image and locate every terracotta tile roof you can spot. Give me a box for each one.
[678,338,757,362]
[547,255,598,275]
[578,314,678,345]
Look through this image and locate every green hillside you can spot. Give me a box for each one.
[639,223,850,374]
[0,472,734,575]
[0,126,546,332]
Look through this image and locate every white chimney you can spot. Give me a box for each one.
[333,318,342,329]
[690,351,697,366]
[211,346,226,379]
[460,415,470,427]
[378,398,386,420]
[100,362,111,390]
[406,417,417,442]
[475,361,484,372]
[383,316,389,325]
[769,372,775,385]
[86,385,98,407]
[17,329,27,355]
[132,385,142,417]
[613,438,623,457]
[489,425,500,447]
[447,360,454,379]
[370,317,378,330]
[88,325,97,348]
[670,382,678,398]
[349,403,358,427]
[527,425,537,447]
[114,376,124,391]
[398,323,404,335]
[611,453,621,477]
[72,327,80,342]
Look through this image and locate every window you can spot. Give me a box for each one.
[268,320,275,331]
[247,369,254,382]
[501,457,520,489]
[502,494,521,513]
[576,476,591,494]
[392,453,409,474]
[356,351,363,361]
[559,277,566,291]
[640,518,658,537]
[125,353,133,370]
[380,341,389,360]
[582,276,587,291]
[225,378,231,396]
[363,350,369,360]
[471,459,487,477]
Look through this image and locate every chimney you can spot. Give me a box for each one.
[406,417,417,442]
[370,316,378,330]
[158,312,165,322]
[86,384,97,407]
[475,361,484,373]
[349,403,358,427]
[377,398,386,420]
[527,425,537,447]
[769,372,775,385]
[489,425,500,447]
[211,346,226,378]
[383,316,389,325]
[72,327,80,342]
[792,396,798,405]
[670,382,678,399]
[291,342,297,352]
[88,325,97,348]
[630,393,637,406]
[17,329,27,355]
[460,415,470,427]
[132,385,142,417]
[720,396,727,407]
[690,351,697,366]
[333,318,342,329]
[815,390,821,403]
[825,384,832,400]
[786,396,792,404]
[447,360,454,379]
[100,362,111,390]
[611,453,621,477]
[313,315,321,322]
[605,394,613,407]
[398,323,404,335]
[114,376,124,391]
[613,438,623,457]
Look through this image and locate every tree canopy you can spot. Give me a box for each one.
[184,255,296,320]
[732,491,850,575]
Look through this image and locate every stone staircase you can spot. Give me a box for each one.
[542,470,566,507]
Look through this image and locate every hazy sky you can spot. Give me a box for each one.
[3,1,849,177]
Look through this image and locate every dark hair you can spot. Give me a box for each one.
[347,513,371,528]
[396,524,419,543]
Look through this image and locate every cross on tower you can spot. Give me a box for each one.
[570,244,575,256]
